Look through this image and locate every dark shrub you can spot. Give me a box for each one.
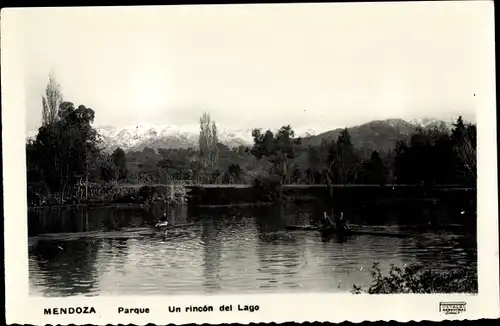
[352,262,478,294]
[251,176,281,202]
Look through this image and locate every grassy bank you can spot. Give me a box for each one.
[28,183,188,208]
[29,182,476,221]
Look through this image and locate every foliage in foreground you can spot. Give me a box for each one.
[352,262,478,294]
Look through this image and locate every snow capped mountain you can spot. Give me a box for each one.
[27,117,463,153]
[95,123,255,152]
[217,127,255,146]
[409,117,455,130]
[94,123,326,152]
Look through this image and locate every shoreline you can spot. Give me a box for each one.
[27,184,476,209]
[27,202,158,211]
[27,201,276,210]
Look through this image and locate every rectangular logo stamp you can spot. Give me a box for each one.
[439,302,467,315]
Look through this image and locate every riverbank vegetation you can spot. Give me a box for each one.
[352,262,477,294]
[26,74,477,206]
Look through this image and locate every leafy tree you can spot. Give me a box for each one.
[226,163,243,183]
[251,125,301,184]
[335,128,359,184]
[361,151,388,185]
[96,153,117,182]
[190,160,204,183]
[29,101,99,203]
[112,147,127,180]
[391,119,475,186]
[291,165,303,184]
[199,112,219,168]
[211,168,222,184]
[130,147,160,184]
[211,121,218,164]
[251,129,275,159]
[452,116,476,182]
[41,72,63,126]
[393,140,410,183]
[306,143,328,183]
[326,140,339,184]
[323,128,359,185]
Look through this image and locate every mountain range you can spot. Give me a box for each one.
[94,117,456,154]
[96,123,255,152]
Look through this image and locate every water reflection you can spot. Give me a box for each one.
[28,202,477,296]
[200,217,223,292]
[99,238,130,277]
[253,205,303,290]
[29,239,100,297]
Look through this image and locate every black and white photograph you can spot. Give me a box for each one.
[2,2,499,324]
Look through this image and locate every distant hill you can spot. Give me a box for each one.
[301,119,417,153]
[93,118,455,154]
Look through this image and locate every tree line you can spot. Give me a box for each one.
[249,117,476,187]
[99,116,476,188]
[26,74,477,205]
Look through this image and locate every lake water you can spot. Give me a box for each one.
[28,203,477,296]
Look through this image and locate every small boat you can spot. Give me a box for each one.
[285,224,408,238]
[320,225,352,238]
[155,213,169,229]
[154,213,196,232]
[155,221,169,228]
[317,211,352,236]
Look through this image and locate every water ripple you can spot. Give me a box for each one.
[28,211,476,296]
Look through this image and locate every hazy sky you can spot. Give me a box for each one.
[18,2,492,133]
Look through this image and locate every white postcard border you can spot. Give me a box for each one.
[2,3,499,325]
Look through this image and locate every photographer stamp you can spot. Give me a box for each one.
[439,302,467,315]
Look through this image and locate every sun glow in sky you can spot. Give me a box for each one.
[11,2,494,134]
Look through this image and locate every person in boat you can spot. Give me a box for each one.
[322,212,335,229]
[335,212,351,232]
[155,213,169,228]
